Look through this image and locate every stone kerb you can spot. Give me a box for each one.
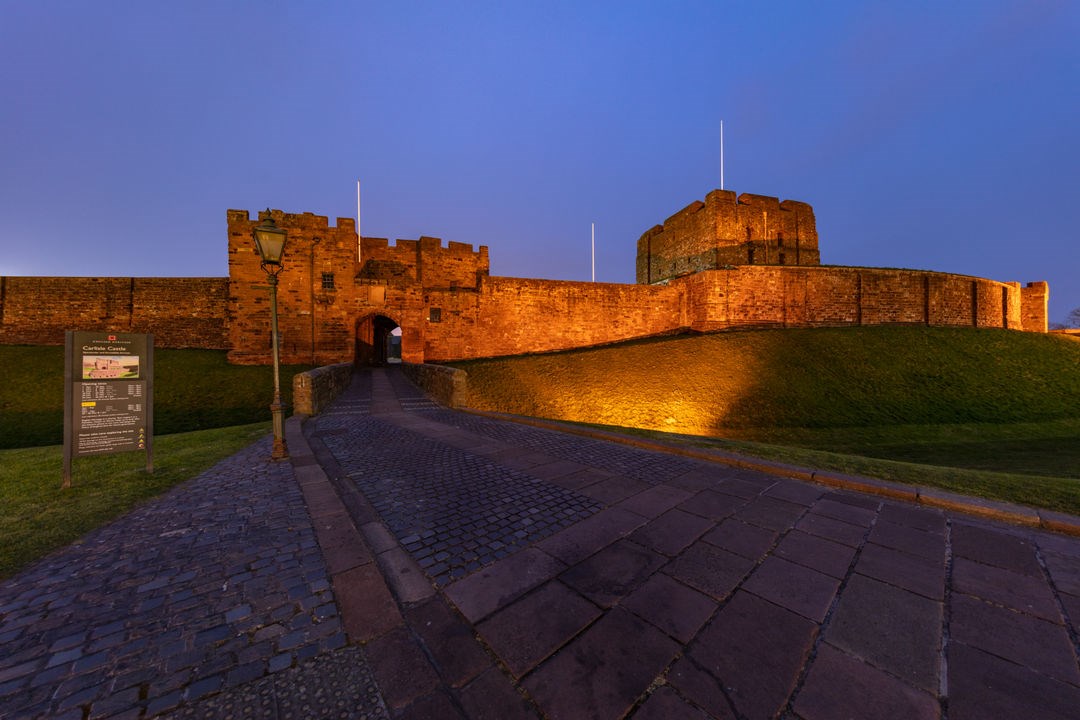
[293,363,354,415]
[400,362,468,407]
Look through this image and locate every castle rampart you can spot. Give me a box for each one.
[416,276,684,362]
[0,276,228,348]
[0,191,1049,365]
[673,266,1041,333]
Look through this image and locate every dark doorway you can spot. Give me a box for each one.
[355,314,401,366]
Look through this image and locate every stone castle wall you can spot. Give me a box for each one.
[0,276,228,348]
[417,276,684,362]
[224,209,492,365]
[676,267,1045,333]
[637,190,820,284]
[0,192,1049,362]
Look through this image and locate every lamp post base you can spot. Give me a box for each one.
[270,400,289,461]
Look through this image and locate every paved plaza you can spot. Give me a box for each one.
[2,367,1080,719]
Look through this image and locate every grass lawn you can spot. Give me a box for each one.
[0,346,312,449]
[0,423,271,580]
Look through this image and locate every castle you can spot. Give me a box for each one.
[0,190,1049,365]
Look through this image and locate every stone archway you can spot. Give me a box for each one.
[354,313,400,366]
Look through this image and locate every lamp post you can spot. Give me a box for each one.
[252,210,289,461]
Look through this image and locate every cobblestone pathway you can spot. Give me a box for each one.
[312,368,1080,720]
[0,439,389,720]
[316,415,600,587]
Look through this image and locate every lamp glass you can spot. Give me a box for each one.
[253,220,287,265]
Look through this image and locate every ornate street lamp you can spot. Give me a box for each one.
[253,210,289,460]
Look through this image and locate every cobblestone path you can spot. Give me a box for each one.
[0,439,389,720]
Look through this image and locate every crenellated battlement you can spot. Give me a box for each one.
[357,235,489,290]
[226,209,490,292]
[637,189,820,284]
[226,209,356,232]
[359,235,486,256]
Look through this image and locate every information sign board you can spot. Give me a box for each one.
[63,332,154,486]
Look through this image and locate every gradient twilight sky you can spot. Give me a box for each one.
[2,1,1077,323]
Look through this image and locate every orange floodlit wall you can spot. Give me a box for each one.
[0,191,1049,364]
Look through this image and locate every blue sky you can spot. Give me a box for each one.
[2,1,1077,323]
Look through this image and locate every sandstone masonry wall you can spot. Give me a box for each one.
[1021,282,1049,333]
[0,276,228,347]
[417,276,684,362]
[675,266,1030,333]
[1,198,1049,364]
[227,209,365,364]
[225,209,491,365]
[637,190,820,284]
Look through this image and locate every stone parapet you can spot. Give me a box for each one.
[293,363,354,416]
[400,362,468,407]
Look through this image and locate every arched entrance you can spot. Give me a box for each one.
[355,314,401,366]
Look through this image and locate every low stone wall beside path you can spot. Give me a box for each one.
[400,362,468,408]
[293,362,468,416]
[293,363,354,416]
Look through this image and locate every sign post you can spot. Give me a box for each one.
[63,331,154,487]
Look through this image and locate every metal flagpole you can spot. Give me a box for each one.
[356,179,362,262]
[720,120,725,190]
[591,222,595,282]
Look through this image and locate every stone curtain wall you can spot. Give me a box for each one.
[418,277,685,362]
[637,190,820,284]
[0,265,1049,362]
[0,202,1049,363]
[0,276,228,347]
[677,267,1045,333]
[392,267,1046,364]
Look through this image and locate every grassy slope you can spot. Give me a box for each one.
[0,346,312,449]
[452,327,1080,483]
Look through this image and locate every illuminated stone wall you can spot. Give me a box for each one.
[0,276,228,348]
[1021,281,1049,333]
[637,190,820,284]
[225,209,490,365]
[675,267,1036,333]
[0,194,1049,363]
[417,276,684,362]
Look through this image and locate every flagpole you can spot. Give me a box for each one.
[356,179,362,262]
[720,120,725,190]
[591,222,595,282]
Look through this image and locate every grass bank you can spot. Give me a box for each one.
[0,346,312,449]
[0,423,270,580]
[453,327,1080,510]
